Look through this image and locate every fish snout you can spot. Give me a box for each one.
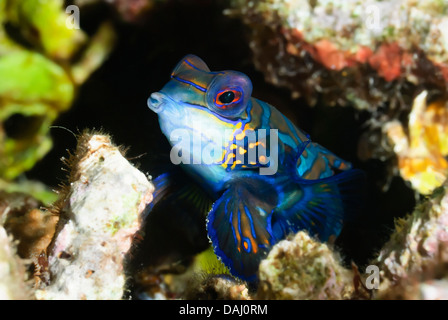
[147,92,167,113]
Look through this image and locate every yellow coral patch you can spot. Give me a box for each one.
[385,91,448,194]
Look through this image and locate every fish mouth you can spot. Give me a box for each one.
[147,92,166,113]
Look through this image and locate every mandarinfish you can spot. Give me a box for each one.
[147,55,364,282]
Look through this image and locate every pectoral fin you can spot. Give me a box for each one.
[206,176,278,282]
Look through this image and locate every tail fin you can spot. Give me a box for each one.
[272,168,366,242]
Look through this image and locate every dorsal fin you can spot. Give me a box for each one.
[171,54,211,77]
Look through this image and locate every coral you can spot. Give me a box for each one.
[0,225,31,300]
[0,191,33,300]
[183,274,250,300]
[0,51,74,180]
[172,247,249,300]
[5,208,57,262]
[0,0,115,181]
[381,278,448,300]
[0,191,57,264]
[4,0,86,60]
[256,231,354,300]
[71,22,116,84]
[229,0,448,193]
[230,0,448,103]
[35,132,154,299]
[373,179,448,295]
[133,246,248,300]
[384,91,448,194]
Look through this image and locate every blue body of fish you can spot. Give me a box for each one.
[147,55,363,281]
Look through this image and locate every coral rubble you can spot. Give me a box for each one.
[229,0,448,193]
[256,231,354,300]
[183,274,250,300]
[35,132,154,299]
[230,0,448,104]
[0,191,57,270]
[374,179,448,298]
[0,225,31,300]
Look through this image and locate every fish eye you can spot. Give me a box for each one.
[218,91,235,104]
[216,89,242,107]
[206,71,253,118]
